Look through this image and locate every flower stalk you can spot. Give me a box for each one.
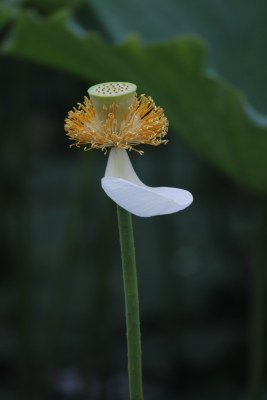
[117,205,143,400]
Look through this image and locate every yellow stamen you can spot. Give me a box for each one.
[64,95,169,154]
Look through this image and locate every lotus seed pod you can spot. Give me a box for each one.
[88,82,137,123]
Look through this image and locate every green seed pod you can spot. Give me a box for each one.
[88,82,137,123]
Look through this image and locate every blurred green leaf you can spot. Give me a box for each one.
[23,0,85,14]
[88,0,267,114]
[0,4,20,29]
[2,12,267,197]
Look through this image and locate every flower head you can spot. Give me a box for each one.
[64,82,193,217]
[65,82,168,154]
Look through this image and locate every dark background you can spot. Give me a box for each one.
[0,0,267,399]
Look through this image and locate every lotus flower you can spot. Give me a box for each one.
[65,82,193,217]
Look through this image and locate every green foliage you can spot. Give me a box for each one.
[0,4,20,29]
[23,0,85,14]
[2,11,267,197]
[89,0,267,114]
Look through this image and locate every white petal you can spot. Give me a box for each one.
[101,148,193,217]
[104,147,143,185]
[102,177,193,217]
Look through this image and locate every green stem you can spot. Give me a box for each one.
[248,207,267,400]
[117,205,143,400]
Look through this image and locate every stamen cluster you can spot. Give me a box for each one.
[64,95,169,154]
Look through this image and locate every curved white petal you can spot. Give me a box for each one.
[102,177,193,217]
[101,148,193,217]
